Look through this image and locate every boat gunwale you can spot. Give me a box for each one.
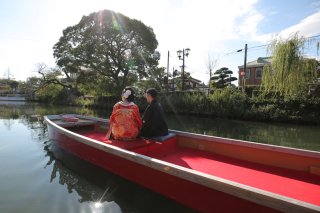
[72,114,320,159]
[45,114,320,213]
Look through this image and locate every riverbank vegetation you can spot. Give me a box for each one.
[28,85,320,125]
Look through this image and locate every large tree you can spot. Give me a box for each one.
[262,32,319,96]
[19,76,41,94]
[9,80,19,91]
[35,63,78,94]
[138,67,167,92]
[52,9,159,94]
[211,67,237,88]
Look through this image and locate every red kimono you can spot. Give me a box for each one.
[106,102,142,140]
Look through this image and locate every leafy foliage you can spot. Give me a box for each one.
[34,62,81,96]
[173,71,192,90]
[19,76,41,94]
[53,9,159,95]
[9,81,19,91]
[137,67,167,92]
[211,67,237,88]
[36,84,63,103]
[262,32,319,97]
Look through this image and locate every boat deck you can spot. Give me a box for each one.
[159,147,320,206]
[78,130,320,207]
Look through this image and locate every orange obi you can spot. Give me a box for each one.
[106,102,142,140]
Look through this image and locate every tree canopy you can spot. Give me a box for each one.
[137,67,167,92]
[9,80,19,91]
[262,32,319,96]
[52,9,159,94]
[211,67,237,88]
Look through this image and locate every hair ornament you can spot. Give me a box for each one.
[123,90,132,98]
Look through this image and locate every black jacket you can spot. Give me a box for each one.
[139,99,168,137]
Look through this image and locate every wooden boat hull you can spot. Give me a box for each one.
[45,115,320,213]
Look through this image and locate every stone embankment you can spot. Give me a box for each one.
[0,97,25,101]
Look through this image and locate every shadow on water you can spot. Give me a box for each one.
[43,140,196,213]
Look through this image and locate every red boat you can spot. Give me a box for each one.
[45,114,320,213]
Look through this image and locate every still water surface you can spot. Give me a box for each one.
[1,101,319,213]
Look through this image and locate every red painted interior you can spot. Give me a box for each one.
[81,131,153,150]
[80,131,180,158]
[159,147,320,206]
[80,131,320,206]
[50,128,280,212]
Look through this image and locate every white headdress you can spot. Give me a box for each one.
[123,90,132,99]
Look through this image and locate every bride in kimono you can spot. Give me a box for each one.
[105,87,142,140]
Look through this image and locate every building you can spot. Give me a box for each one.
[169,76,202,91]
[238,57,272,87]
[197,82,210,94]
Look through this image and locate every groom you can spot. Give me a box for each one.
[139,88,168,137]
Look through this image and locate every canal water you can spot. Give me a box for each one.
[1,101,319,213]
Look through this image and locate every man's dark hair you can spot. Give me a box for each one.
[123,86,136,102]
[146,88,157,99]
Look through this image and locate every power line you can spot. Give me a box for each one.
[221,34,320,57]
[247,44,268,50]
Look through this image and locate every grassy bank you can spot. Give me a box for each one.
[29,87,320,125]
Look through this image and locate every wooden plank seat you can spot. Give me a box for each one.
[80,131,153,150]
[159,147,320,206]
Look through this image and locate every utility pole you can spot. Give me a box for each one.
[167,51,169,93]
[172,67,175,92]
[208,69,211,96]
[242,44,247,92]
[182,49,185,90]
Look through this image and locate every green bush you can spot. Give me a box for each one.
[34,85,320,125]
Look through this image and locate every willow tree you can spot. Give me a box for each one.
[53,9,159,95]
[262,32,319,96]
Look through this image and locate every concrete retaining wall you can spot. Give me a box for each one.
[0,97,25,101]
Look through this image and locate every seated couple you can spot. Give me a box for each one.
[105,87,168,141]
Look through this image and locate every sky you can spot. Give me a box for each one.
[1,0,320,86]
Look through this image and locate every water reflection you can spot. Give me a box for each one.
[167,115,320,152]
[43,140,195,213]
[0,101,319,213]
[0,101,319,152]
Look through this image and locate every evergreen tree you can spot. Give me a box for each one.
[211,67,237,88]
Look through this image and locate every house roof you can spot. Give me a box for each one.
[174,76,202,83]
[238,57,273,68]
[197,83,208,88]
